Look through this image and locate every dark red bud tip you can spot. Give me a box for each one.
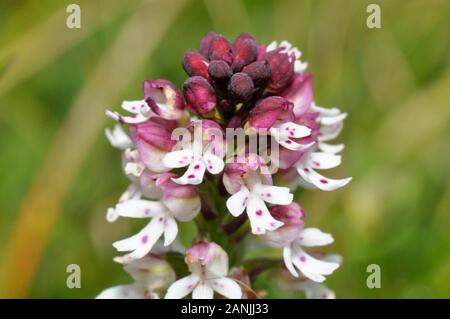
[228,72,254,102]
[199,31,218,57]
[183,76,217,114]
[208,35,234,65]
[233,32,256,48]
[242,60,272,87]
[265,49,295,93]
[182,50,210,80]
[232,38,258,71]
[208,60,233,83]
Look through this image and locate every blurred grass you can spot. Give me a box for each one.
[0,0,449,298]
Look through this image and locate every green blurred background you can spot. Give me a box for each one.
[0,0,449,298]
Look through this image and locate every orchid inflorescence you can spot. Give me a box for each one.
[98,32,351,299]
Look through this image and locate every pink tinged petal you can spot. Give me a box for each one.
[291,247,340,283]
[297,228,334,247]
[253,183,293,205]
[134,140,170,173]
[246,194,284,234]
[248,96,291,129]
[164,195,201,222]
[192,282,214,299]
[172,160,206,185]
[130,117,178,151]
[226,186,250,217]
[203,151,224,175]
[318,142,345,154]
[143,80,185,120]
[279,73,313,117]
[113,215,165,258]
[163,149,194,168]
[163,216,178,247]
[114,200,166,218]
[165,275,200,299]
[296,165,352,191]
[283,246,298,277]
[306,152,342,170]
[211,278,242,299]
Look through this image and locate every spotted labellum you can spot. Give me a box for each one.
[100,32,351,299]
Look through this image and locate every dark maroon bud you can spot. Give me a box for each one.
[265,49,295,93]
[228,72,254,102]
[233,32,256,48]
[232,36,258,71]
[182,50,210,80]
[242,60,272,87]
[183,76,216,114]
[199,31,218,57]
[208,60,233,83]
[208,35,234,65]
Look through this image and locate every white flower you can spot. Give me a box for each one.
[295,149,352,191]
[312,103,347,154]
[110,174,201,259]
[279,254,342,299]
[163,120,225,185]
[283,228,340,282]
[165,242,242,299]
[106,100,154,124]
[269,122,314,151]
[96,255,175,299]
[224,161,293,234]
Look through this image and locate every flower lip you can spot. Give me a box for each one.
[143,79,185,119]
